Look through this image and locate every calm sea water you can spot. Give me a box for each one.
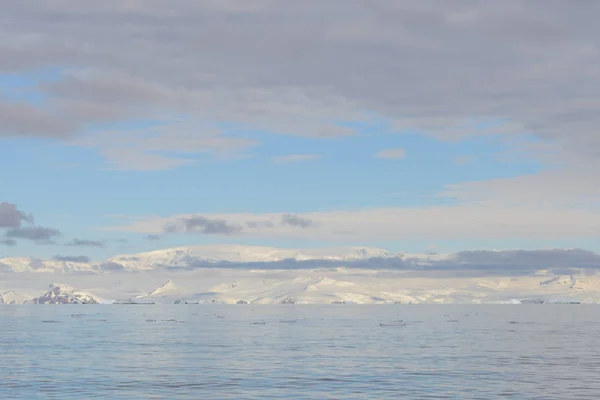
[1,305,599,399]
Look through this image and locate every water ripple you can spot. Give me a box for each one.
[1,305,599,399]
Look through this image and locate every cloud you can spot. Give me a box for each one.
[246,220,275,229]
[272,154,321,163]
[450,249,600,272]
[77,120,258,171]
[65,239,105,248]
[145,234,161,241]
[2,0,600,221]
[5,226,61,242]
[0,99,75,138]
[452,155,474,166]
[0,202,34,228]
[99,261,125,272]
[120,247,600,277]
[375,148,406,159]
[4,1,600,176]
[0,204,66,246]
[101,204,600,242]
[165,216,242,235]
[280,214,317,228]
[53,255,91,263]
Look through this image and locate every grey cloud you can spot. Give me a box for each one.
[0,239,17,247]
[145,234,161,241]
[0,202,33,228]
[246,220,274,229]
[280,214,316,228]
[65,238,105,248]
[157,248,600,277]
[5,1,600,169]
[53,255,91,263]
[5,226,61,242]
[332,230,356,236]
[44,70,169,106]
[165,216,242,235]
[451,249,600,271]
[99,261,125,272]
[0,99,75,138]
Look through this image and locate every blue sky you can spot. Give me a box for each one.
[1,2,600,261]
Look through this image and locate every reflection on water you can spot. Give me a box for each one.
[1,305,599,399]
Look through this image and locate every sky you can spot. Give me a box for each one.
[1,1,600,262]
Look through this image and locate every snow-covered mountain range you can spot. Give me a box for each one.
[106,245,400,270]
[1,244,599,304]
[1,271,599,305]
[0,245,371,272]
[0,245,444,273]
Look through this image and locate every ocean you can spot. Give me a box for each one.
[1,305,598,399]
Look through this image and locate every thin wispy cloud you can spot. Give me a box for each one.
[272,154,321,164]
[65,239,105,248]
[375,149,406,159]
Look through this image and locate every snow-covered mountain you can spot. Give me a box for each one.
[146,280,180,297]
[111,272,600,305]
[0,290,30,305]
[0,271,599,305]
[0,245,424,273]
[106,244,397,271]
[26,284,99,304]
[1,244,600,304]
[0,257,96,274]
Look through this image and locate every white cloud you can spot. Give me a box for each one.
[2,1,600,177]
[272,154,321,163]
[375,148,406,159]
[71,118,258,171]
[99,204,600,242]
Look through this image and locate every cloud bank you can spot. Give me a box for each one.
[102,206,600,242]
[1,247,599,278]
[2,1,600,175]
